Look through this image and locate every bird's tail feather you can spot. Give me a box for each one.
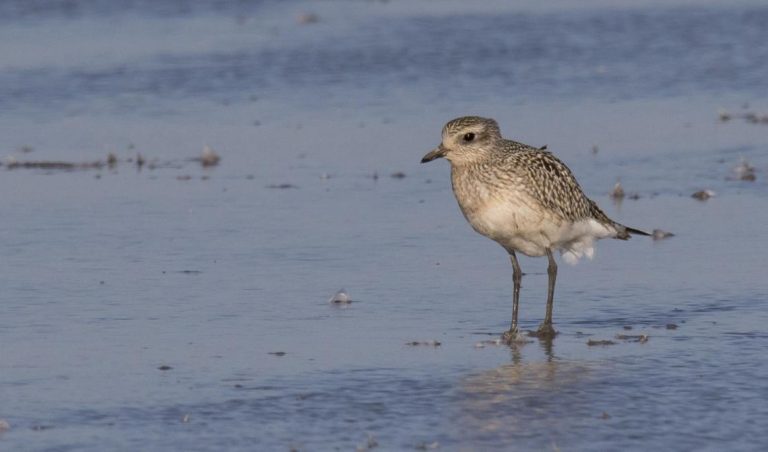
[625,226,651,236]
[588,199,650,239]
[615,224,651,240]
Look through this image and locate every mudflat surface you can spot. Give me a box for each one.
[2,1,768,450]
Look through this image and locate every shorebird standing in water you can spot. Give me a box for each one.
[421,116,649,342]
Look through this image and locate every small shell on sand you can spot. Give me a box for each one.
[329,288,351,304]
[610,181,625,199]
[691,189,715,201]
[731,158,756,181]
[200,145,221,167]
[718,109,732,122]
[297,12,319,24]
[652,229,675,240]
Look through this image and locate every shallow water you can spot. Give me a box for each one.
[2,0,768,450]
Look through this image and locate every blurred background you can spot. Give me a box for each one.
[2,0,768,450]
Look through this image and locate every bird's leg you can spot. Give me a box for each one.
[511,252,522,333]
[502,251,522,343]
[536,249,558,338]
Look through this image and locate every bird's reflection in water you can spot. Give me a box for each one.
[454,339,594,446]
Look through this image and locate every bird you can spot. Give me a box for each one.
[421,116,649,342]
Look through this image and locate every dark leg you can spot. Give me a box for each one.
[502,251,522,344]
[536,249,558,338]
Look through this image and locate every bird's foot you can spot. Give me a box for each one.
[529,323,558,340]
[502,328,531,345]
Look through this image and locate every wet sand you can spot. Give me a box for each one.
[2,0,768,450]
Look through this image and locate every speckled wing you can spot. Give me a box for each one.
[502,143,593,222]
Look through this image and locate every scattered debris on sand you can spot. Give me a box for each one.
[3,157,104,170]
[691,189,715,201]
[587,339,616,346]
[406,340,441,347]
[616,334,649,343]
[744,112,768,124]
[2,146,232,176]
[718,108,768,124]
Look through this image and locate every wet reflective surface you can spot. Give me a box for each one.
[2,0,768,450]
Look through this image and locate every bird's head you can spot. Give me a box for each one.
[421,116,502,165]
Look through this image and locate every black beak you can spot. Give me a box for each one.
[421,145,446,163]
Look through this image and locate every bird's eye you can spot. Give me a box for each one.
[463,132,476,142]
